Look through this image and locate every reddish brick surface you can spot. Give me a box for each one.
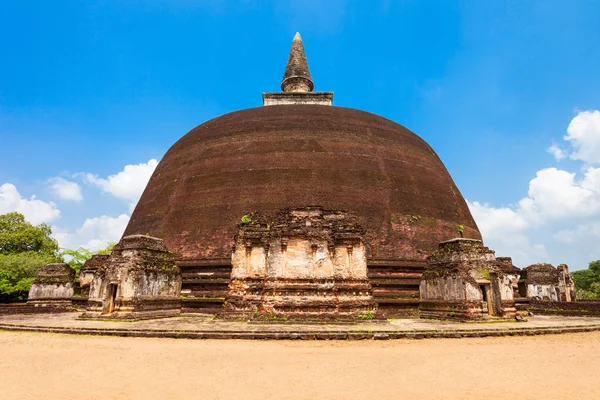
[125,105,480,261]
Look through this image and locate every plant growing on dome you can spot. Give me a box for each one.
[457,224,464,237]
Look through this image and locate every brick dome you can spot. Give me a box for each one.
[124,105,481,261]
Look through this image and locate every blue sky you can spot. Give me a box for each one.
[1,1,600,269]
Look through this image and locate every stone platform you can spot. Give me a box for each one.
[1,312,600,340]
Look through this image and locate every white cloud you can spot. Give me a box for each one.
[468,201,527,233]
[469,166,600,267]
[48,159,159,252]
[470,110,600,269]
[0,183,61,224]
[54,214,130,251]
[468,201,548,266]
[547,144,566,161]
[85,159,158,211]
[518,167,600,222]
[48,177,83,202]
[565,110,600,164]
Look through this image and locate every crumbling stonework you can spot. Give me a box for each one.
[223,207,376,320]
[520,263,575,302]
[496,257,521,298]
[27,263,75,306]
[79,254,109,297]
[557,264,576,302]
[419,239,516,320]
[81,235,182,320]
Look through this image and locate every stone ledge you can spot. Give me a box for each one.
[2,314,600,340]
[2,323,599,340]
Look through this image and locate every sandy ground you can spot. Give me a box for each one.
[1,331,599,400]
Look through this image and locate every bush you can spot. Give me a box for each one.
[573,260,600,299]
[0,252,59,302]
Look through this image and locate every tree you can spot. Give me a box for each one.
[61,247,93,278]
[0,212,62,302]
[97,242,116,255]
[61,242,115,277]
[0,252,59,302]
[0,212,60,255]
[572,260,600,299]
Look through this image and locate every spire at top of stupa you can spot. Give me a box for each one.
[262,32,333,106]
[281,32,314,93]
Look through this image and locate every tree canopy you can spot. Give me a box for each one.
[61,242,115,277]
[0,211,118,302]
[0,252,60,302]
[0,212,60,255]
[572,260,600,299]
[0,212,62,302]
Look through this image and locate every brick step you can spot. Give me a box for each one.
[182,297,225,303]
[180,268,231,275]
[368,270,422,277]
[181,290,227,297]
[373,288,419,296]
[367,260,426,268]
[182,280,228,290]
[368,266,423,271]
[182,272,231,279]
[181,299,224,311]
[375,298,420,305]
[374,296,419,302]
[181,278,230,285]
[177,258,231,266]
[369,278,421,286]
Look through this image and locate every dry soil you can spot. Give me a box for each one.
[1,330,599,400]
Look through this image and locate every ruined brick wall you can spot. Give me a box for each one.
[79,254,109,296]
[521,263,571,301]
[224,208,375,318]
[420,239,516,319]
[421,239,498,302]
[27,263,74,303]
[84,235,181,319]
[527,300,600,316]
[230,208,367,280]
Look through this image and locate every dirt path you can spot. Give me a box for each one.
[1,331,599,400]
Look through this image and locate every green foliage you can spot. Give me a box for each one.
[0,212,60,256]
[0,212,117,302]
[61,247,93,277]
[0,212,63,302]
[572,269,596,291]
[240,214,253,225]
[358,311,374,320]
[60,242,115,277]
[589,260,600,275]
[407,215,421,225]
[457,224,464,235]
[97,242,115,255]
[573,260,600,299]
[0,252,59,302]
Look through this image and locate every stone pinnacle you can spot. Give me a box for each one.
[281,32,314,93]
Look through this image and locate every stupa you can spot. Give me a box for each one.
[116,32,481,317]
